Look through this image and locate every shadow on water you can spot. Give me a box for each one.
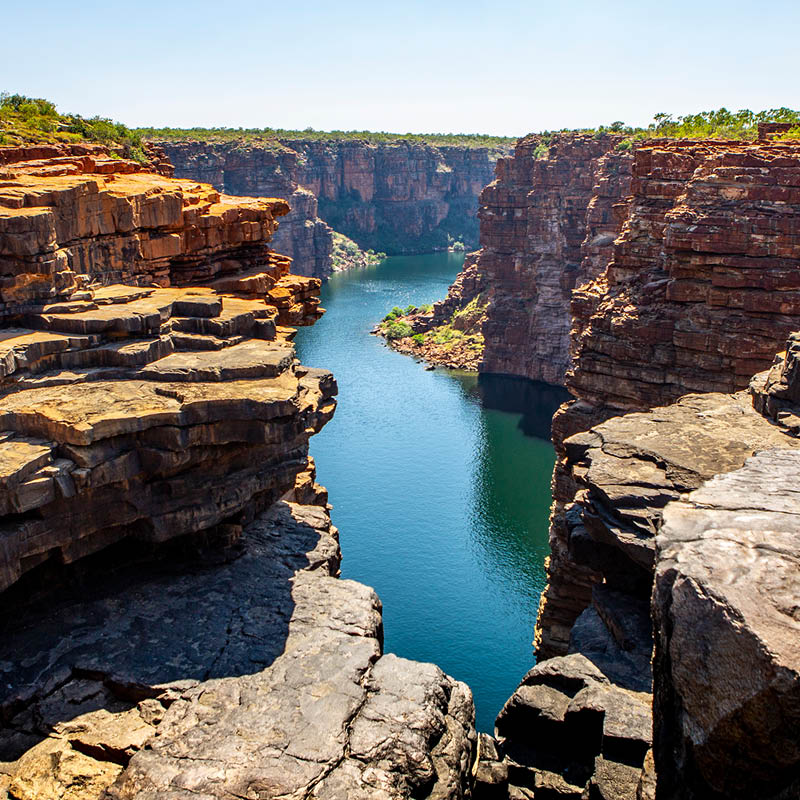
[293,253,569,732]
[476,374,571,439]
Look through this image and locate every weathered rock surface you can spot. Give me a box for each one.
[0,280,333,593]
[538,388,800,662]
[535,137,800,666]
[160,139,512,277]
[1,501,476,799]
[653,450,800,799]
[0,144,324,323]
[570,139,800,410]
[1,146,477,798]
[494,341,800,800]
[495,654,651,800]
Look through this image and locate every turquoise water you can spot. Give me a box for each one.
[293,252,561,732]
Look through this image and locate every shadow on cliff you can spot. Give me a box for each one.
[0,508,325,760]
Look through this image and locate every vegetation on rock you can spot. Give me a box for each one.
[0,92,149,162]
[330,231,386,271]
[138,125,517,153]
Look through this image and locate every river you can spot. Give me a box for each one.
[293,252,565,732]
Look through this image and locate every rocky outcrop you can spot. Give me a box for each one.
[151,141,335,279]
[653,450,800,800]
[0,499,475,800]
[569,139,800,410]
[490,331,800,799]
[462,133,629,384]
[495,654,652,800]
[0,143,325,323]
[536,138,800,665]
[159,139,511,277]
[0,147,477,798]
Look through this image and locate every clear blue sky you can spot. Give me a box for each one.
[3,0,798,136]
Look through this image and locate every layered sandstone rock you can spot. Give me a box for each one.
[536,138,800,667]
[468,133,628,384]
[160,138,511,276]
[492,334,800,799]
[0,148,477,798]
[569,139,800,408]
[0,143,324,323]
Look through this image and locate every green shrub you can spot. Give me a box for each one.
[419,304,433,313]
[384,321,414,340]
[405,304,417,314]
[412,333,426,345]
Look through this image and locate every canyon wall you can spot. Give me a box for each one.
[159,138,511,277]
[458,134,800,799]
[0,146,476,799]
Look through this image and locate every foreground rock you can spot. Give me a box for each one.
[0,501,476,799]
[495,654,651,800]
[654,450,800,800]
[0,284,333,593]
[488,330,800,799]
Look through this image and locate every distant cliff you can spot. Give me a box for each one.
[158,138,511,278]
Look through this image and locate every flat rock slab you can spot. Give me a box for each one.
[0,374,298,445]
[0,502,475,799]
[654,449,800,798]
[139,339,295,382]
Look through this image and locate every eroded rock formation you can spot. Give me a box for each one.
[653,450,800,800]
[0,146,477,798]
[489,330,800,800]
[160,139,511,277]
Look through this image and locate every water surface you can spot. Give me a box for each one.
[293,252,561,732]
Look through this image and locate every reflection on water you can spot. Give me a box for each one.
[293,253,563,731]
[477,373,571,439]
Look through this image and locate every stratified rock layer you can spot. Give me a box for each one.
[653,450,800,800]
[537,138,800,666]
[0,144,326,322]
[160,139,511,276]
[475,133,626,384]
[570,139,800,409]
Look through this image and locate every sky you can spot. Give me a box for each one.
[3,0,798,137]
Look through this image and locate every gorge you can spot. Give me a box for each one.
[1,109,800,800]
[158,137,512,280]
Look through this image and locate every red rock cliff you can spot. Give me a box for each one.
[159,139,511,277]
[464,133,631,384]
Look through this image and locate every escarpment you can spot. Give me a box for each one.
[0,146,476,799]
[457,133,800,799]
[159,139,511,277]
